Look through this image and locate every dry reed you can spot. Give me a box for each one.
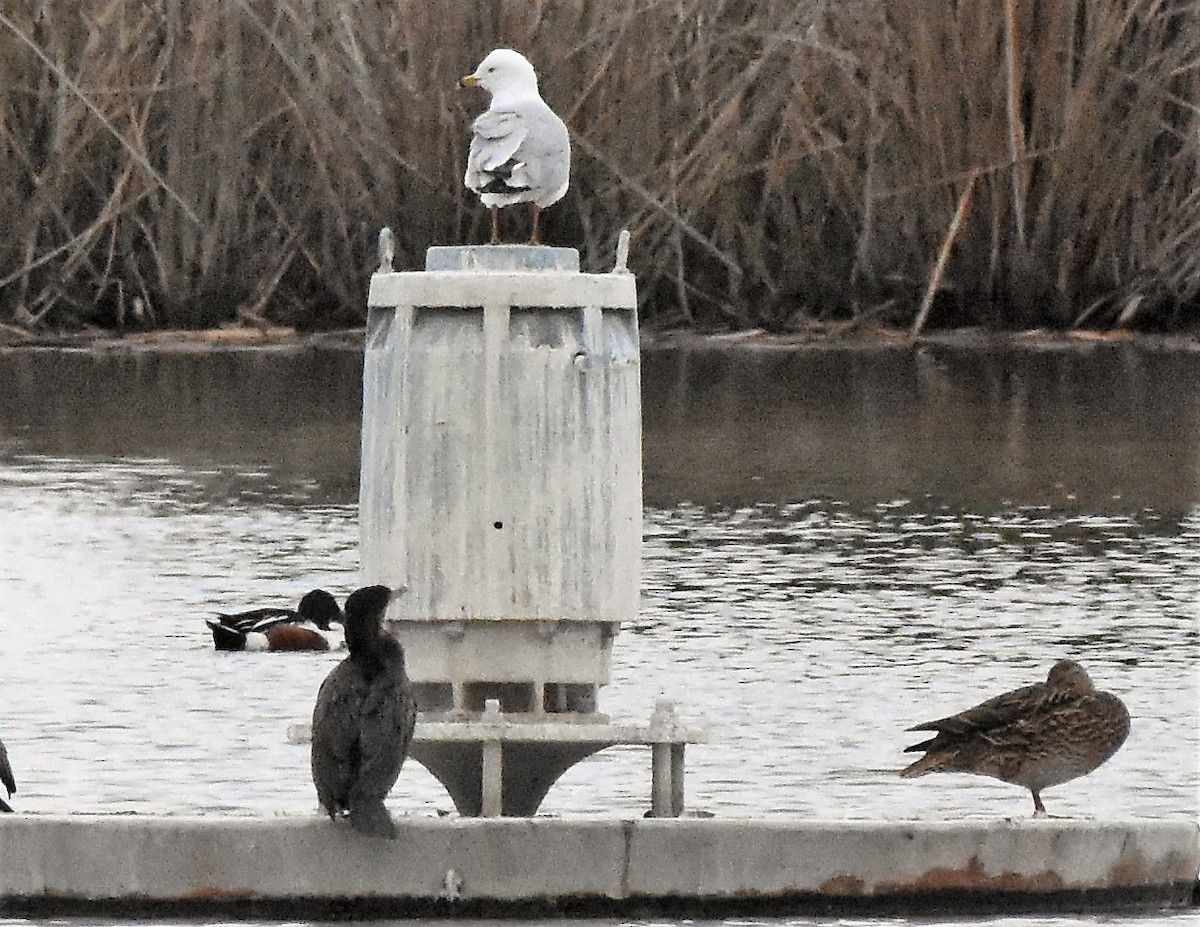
[0,0,1196,332]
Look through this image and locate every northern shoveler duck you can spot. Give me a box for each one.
[0,735,15,813]
[311,585,416,839]
[901,659,1130,814]
[206,589,343,652]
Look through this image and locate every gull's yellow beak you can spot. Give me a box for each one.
[459,74,479,88]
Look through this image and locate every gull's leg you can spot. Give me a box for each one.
[529,205,542,245]
[490,207,501,245]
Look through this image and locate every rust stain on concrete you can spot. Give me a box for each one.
[816,874,867,895]
[1104,845,1199,889]
[877,856,1067,894]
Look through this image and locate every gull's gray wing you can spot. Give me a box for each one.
[467,111,528,178]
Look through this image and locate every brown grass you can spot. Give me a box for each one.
[0,0,1196,332]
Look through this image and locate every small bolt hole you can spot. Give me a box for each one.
[493,521,503,529]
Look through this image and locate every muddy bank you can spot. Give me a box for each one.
[1,323,1197,355]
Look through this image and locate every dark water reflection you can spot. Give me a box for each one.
[0,342,1195,833]
[1,339,1197,514]
[0,345,363,501]
[641,342,1200,513]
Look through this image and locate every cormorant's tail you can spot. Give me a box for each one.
[348,800,396,839]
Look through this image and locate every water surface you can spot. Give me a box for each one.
[0,341,1196,925]
[0,452,1194,822]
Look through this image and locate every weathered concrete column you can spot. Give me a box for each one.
[361,242,640,717]
[359,239,649,815]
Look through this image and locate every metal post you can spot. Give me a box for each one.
[650,742,671,817]
[481,699,503,817]
[670,743,686,816]
[649,699,679,817]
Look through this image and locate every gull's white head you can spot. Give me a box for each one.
[460,48,540,99]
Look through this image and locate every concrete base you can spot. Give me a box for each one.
[289,700,707,818]
[411,738,608,818]
[0,815,1196,917]
[388,617,618,713]
[425,245,580,272]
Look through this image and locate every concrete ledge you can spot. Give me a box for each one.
[0,815,1196,918]
[367,271,636,309]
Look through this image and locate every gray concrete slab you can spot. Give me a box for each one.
[0,815,1195,917]
[288,701,709,817]
[425,245,581,272]
[626,817,1199,898]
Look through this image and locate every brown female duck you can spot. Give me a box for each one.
[901,659,1130,814]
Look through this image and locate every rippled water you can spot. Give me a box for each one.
[0,343,1197,926]
[0,452,1196,824]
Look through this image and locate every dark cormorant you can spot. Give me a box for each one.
[0,734,15,812]
[901,659,1130,814]
[206,589,343,651]
[311,585,417,838]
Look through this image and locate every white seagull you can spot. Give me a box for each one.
[460,49,570,245]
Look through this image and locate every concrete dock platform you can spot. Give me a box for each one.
[1,815,1196,917]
